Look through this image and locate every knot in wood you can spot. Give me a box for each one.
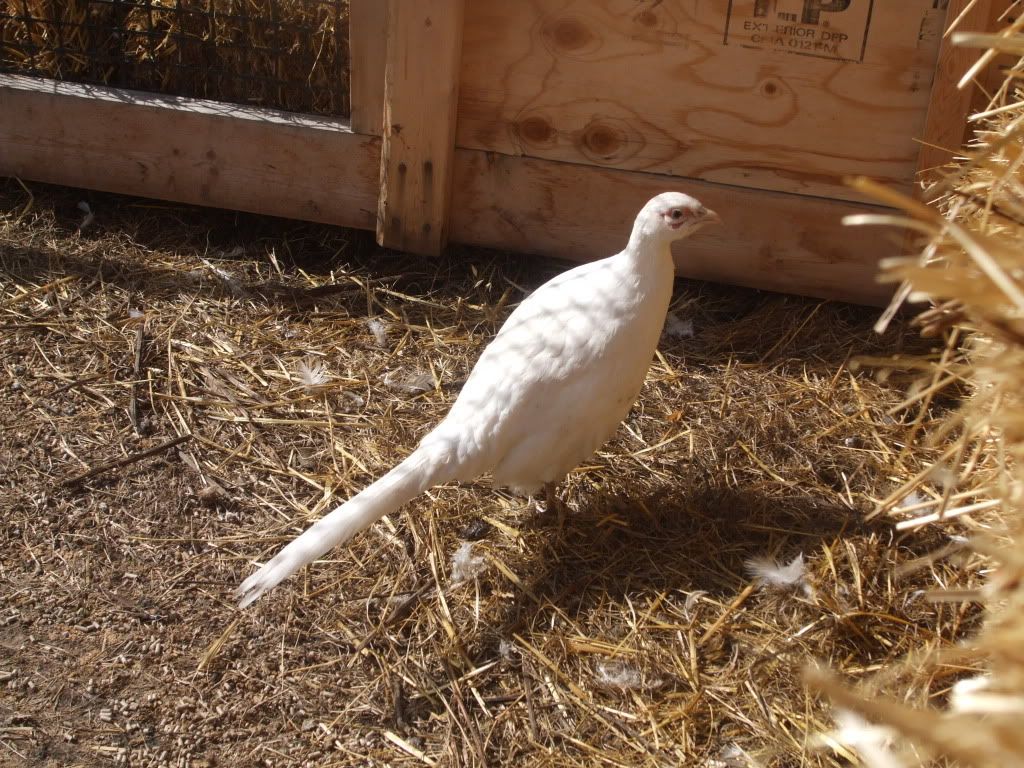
[579,120,629,163]
[634,9,658,28]
[541,16,597,56]
[515,115,556,148]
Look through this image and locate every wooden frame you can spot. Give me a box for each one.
[377,0,465,255]
[0,73,898,305]
[0,0,997,306]
[918,0,1001,176]
[348,0,387,136]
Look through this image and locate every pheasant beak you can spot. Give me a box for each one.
[702,209,721,225]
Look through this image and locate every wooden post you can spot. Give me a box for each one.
[348,0,387,135]
[918,0,995,179]
[376,0,465,255]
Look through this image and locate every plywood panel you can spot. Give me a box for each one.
[0,75,379,230]
[377,0,466,255]
[458,0,952,203]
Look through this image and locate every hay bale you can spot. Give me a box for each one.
[810,15,1024,767]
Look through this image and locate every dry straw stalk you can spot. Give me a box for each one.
[810,8,1024,766]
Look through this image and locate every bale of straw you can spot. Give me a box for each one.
[811,13,1024,767]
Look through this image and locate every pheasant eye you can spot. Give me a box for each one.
[670,209,684,220]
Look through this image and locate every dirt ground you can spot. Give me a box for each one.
[0,179,984,767]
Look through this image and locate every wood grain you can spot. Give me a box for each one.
[918,0,997,179]
[0,74,895,305]
[377,0,466,255]
[449,149,896,306]
[976,0,1019,112]
[0,75,379,230]
[458,0,955,204]
[349,0,388,135]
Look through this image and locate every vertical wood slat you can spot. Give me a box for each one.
[376,0,465,256]
[917,0,995,179]
[348,0,387,135]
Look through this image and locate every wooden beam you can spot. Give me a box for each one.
[918,0,995,179]
[377,0,465,255]
[348,0,388,135]
[0,75,894,305]
[0,75,379,230]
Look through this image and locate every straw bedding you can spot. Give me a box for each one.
[0,179,987,767]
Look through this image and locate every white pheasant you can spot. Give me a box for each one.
[237,192,719,607]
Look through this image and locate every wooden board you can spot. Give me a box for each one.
[0,75,379,231]
[458,0,954,204]
[376,0,466,255]
[348,0,388,135]
[0,75,895,304]
[450,149,895,305]
[918,0,997,177]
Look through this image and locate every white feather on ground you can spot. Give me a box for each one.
[894,490,925,512]
[450,541,486,584]
[593,661,644,691]
[296,357,330,391]
[713,743,763,768]
[498,639,515,660]
[683,589,708,619]
[664,311,694,339]
[199,257,245,296]
[745,553,807,590]
[381,367,434,395]
[77,200,95,231]
[366,317,389,347]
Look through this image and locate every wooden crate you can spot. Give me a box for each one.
[0,0,1001,304]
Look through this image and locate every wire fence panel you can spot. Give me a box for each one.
[0,0,350,116]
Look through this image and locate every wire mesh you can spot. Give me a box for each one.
[0,0,350,116]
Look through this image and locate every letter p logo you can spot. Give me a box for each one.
[802,0,852,25]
